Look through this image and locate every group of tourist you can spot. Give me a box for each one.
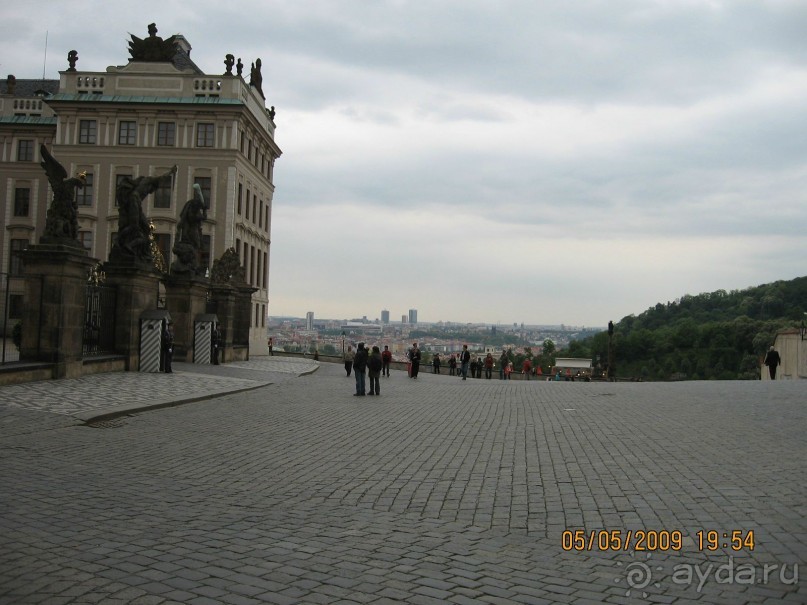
[343,343,393,396]
[342,340,616,394]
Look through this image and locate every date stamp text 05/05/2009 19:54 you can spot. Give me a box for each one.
[561,529,756,553]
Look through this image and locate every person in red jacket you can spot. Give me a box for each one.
[522,358,532,380]
[381,345,392,377]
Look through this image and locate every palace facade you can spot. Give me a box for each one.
[0,29,281,353]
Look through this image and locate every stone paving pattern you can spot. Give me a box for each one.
[0,358,804,604]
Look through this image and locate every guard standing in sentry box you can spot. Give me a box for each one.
[161,321,174,373]
[212,323,222,365]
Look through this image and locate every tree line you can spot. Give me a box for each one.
[557,276,807,380]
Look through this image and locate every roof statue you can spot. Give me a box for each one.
[39,144,85,246]
[128,23,178,62]
[249,58,264,98]
[67,50,78,71]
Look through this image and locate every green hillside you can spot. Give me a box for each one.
[561,276,807,380]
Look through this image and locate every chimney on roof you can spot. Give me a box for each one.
[174,35,192,56]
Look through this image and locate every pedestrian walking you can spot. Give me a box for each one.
[484,353,494,379]
[433,353,441,374]
[267,337,273,356]
[449,354,457,376]
[343,345,355,377]
[764,346,781,380]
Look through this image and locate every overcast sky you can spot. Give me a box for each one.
[4,1,806,326]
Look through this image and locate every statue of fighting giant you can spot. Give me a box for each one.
[171,183,207,275]
[111,166,177,264]
[39,144,85,246]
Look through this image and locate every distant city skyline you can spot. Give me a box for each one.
[269,312,598,331]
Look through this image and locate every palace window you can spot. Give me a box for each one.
[14,188,30,217]
[157,122,175,146]
[154,177,172,209]
[154,233,171,265]
[79,120,97,144]
[118,120,136,145]
[115,174,132,207]
[193,176,212,209]
[9,239,28,276]
[78,231,93,252]
[75,173,94,206]
[17,140,34,161]
[196,123,214,147]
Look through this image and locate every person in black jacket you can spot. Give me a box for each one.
[353,343,368,396]
[763,346,781,380]
[460,345,471,380]
[408,343,421,379]
[162,321,174,373]
[367,345,383,396]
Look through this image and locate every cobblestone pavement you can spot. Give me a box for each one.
[0,357,317,425]
[0,360,804,604]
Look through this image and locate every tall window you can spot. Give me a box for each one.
[157,122,175,146]
[17,140,34,161]
[263,251,268,288]
[9,239,28,276]
[118,120,136,145]
[76,173,94,206]
[115,174,132,207]
[237,183,243,215]
[245,189,250,219]
[154,178,172,209]
[250,246,255,285]
[78,231,93,252]
[196,123,214,147]
[14,188,30,217]
[201,235,211,271]
[79,120,97,144]
[193,176,212,208]
[154,233,171,265]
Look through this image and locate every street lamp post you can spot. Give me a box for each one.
[342,331,345,358]
[607,320,614,382]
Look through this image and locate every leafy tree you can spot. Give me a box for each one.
[556,275,806,380]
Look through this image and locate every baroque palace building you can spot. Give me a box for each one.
[0,28,281,353]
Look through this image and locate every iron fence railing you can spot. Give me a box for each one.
[83,284,117,357]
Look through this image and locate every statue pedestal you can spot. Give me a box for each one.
[20,244,97,378]
[164,275,209,362]
[103,261,163,370]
